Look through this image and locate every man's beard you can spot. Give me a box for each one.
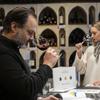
[13,32,25,48]
[94,41,100,62]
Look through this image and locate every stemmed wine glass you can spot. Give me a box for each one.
[32,35,62,58]
[83,33,92,46]
[32,35,49,50]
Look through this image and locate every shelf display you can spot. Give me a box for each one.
[39,7,57,25]
[15,4,98,69]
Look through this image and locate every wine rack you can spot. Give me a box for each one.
[39,7,57,25]
[1,3,99,69]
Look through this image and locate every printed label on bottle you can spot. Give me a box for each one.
[60,15,63,24]
[29,60,34,66]
[61,38,64,45]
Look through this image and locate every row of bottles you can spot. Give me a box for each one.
[39,7,65,25]
[22,6,91,69]
[22,30,66,69]
[39,16,57,25]
[0,6,96,26]
[0,5,97,26]
[21,29,91,69]
[19,5,96,71]
[38,6,92,25]
[26,34,65,48]
[39,6,97,25]
[25,27,91,48]
[39,7,57,25]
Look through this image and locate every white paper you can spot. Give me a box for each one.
[53,67,77,92]
[74,89,100,94]
[60,89,94,100]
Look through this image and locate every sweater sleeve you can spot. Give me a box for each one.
[73,52,87,74]
[0,54,52,100]
[31,64,52,95]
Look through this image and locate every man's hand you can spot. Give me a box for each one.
[42,95,59,100]
[43,47,59,68]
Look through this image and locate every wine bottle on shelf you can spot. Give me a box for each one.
[28,39,35,48]
[29,51,36,69]
[60,32,65,46]
[59,11,64,25]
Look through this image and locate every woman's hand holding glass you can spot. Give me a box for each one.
[75,42,83,59]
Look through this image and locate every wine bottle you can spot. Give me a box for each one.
[60,31,65,46]
[59,11,64,25]
[29,51,36,69]
[28,39,35,47]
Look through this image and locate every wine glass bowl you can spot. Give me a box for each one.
[83,34,92,46]
[33,35,49,50]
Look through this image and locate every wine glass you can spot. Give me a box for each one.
[32,35,62,58]
[32,35,49,50]
[83,33,92,46]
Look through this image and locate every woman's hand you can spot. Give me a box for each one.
[75,42,83,59]
[93,80,100,86]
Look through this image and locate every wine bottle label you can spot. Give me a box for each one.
[61,38,65,45]
[29,60,34,66]
[60,15,63,24]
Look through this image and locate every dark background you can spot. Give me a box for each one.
[0,0,100,4]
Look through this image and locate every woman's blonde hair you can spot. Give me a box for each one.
[93,21,100,31]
